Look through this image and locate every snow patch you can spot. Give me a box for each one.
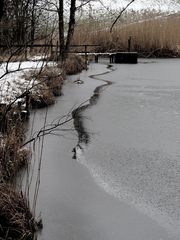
[0,60,55,104]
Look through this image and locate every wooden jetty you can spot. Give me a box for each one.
[81,52,138,64]
[114,52,138,64]
[0,43,138,64]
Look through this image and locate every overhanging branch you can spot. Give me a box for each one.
[110,0,135,33]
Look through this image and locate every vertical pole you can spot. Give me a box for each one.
[128,36,131,52]
[95,54,98,63]
[85,45,88,70]
[25,47,27,60]
[110,54,112,63]
[25,92,30,117]
[50,39,53,58]
[56,41,59,60]
[110,54,114,63]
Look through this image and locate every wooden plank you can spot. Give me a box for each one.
[70,44,100,47]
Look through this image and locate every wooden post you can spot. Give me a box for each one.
[50,39,53,58]
[56,41,59,60]
[95,54,98,63]
[25,93,30,117]
[110,54,114,63]
[85,45,88,70]
[128,36,132,52]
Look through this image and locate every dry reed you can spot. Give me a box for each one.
[24,65,65,108]
[0,109,30,182]
[0,184,37,240]
[60,55,86,75]
[73,13,180,56]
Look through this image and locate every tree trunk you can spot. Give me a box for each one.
[58,0,65,60]
[0,0,4,20]
[30,0,36,45]
[64,0,76,59]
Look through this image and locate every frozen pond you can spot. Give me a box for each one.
[81,59,180,237]
[23,59,180,240]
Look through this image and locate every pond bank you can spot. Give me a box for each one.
[0,55,85,239]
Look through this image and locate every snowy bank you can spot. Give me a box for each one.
[0,60,56,104]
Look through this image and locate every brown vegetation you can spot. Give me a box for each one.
[24,65,64,108]
[26,55,85,108]
[0,107,30,181]
[73,13,180,57]
[0,184,37,240]
[60,55,86,75]
[0,54,86,239]
[0,108,36,239]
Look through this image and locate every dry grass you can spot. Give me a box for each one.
[29,56,85,109]
[73,13,180,56]
[61,55,86,75]
[0,110,36,239]
[24,65,65,108]
[0,184,37,240]
[30,83,55,108]
[0,109,30,182]
[0,54,85,239]
[37,66,65,96]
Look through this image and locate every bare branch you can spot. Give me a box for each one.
[110,0,135,33]
[76,0,93,10]
[40,7,58,13]
[22,114,74,147]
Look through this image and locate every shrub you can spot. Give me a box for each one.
[0,184,37,240]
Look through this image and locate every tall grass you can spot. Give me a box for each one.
[73,12,180,56]
[0,184,37,239]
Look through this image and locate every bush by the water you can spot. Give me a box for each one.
[61,55,86,75]
[0,184,37,240]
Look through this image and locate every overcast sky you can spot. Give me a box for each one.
[81,0,180,12]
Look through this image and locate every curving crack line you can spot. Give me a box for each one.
[72,64,116,159]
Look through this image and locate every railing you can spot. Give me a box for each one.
[0,43,138,65]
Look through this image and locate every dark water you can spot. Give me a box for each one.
[22,59,180,240]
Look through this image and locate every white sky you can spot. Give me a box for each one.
[81,0,180,12]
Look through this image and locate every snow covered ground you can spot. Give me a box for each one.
[0,59,55,104]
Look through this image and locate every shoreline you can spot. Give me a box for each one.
[0,55,85,239]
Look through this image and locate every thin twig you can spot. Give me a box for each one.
[110,0,135,33]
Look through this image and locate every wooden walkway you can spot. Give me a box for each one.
[0,43,138,64]
[79,52,138,64]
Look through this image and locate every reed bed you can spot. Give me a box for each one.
[0,108,37,239]
[73,13,180,56]
[0,184,37,240]
[0,108,30,181]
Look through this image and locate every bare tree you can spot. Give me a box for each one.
[41,0,97,61]
[57,0,76,60]
[30,0,38,45]
[0,0,4,20]
[0,0,42,44]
